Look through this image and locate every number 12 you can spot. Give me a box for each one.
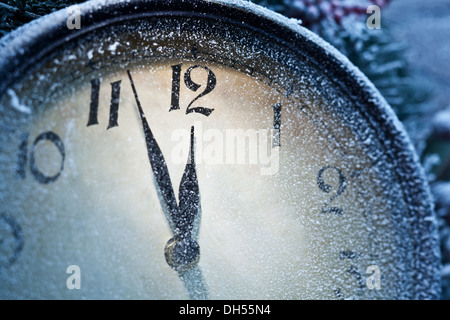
[169,64,216,117]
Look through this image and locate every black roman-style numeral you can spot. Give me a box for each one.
[87,78,100,126]
[317,166,347,215]
[88,64,217,129]
[108,80,121,129]
[87,78,122,129]
[169,64,182,113]
[16,131,65,184]
[273,103,282,148]
[169,64,216,117]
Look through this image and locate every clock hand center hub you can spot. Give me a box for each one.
[164,236,200,272]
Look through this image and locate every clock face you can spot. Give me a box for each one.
[0,1,439,300]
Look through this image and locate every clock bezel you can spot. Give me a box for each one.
[0,0,440,299]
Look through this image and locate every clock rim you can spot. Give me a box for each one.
[0,0,440,299]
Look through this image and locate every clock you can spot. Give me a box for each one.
[0,0,440,299]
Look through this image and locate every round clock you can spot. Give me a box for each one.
[0,0,440,299]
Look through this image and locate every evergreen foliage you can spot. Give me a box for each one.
[0,0,84,36]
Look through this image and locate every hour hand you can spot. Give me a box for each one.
[164,126,202,271]
[178,126,201,239]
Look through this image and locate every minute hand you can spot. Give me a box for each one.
[128,70,207,299]
[127,70,180,232]
[127,70,202,266]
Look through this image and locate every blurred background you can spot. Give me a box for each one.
[1,0,449,299]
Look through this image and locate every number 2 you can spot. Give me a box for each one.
[317,166,347,215]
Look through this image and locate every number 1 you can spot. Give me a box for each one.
[273,103,282,148]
